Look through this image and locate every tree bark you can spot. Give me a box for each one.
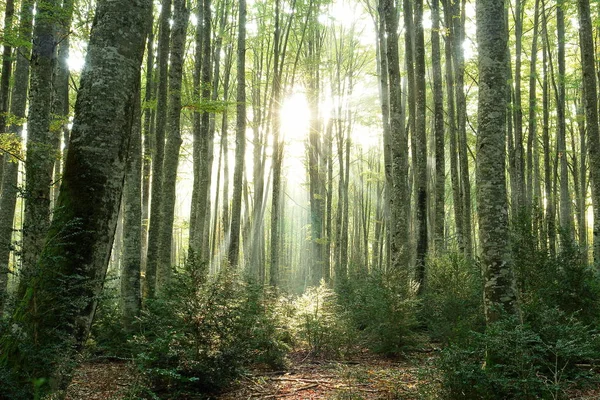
[2,0,151,395]
[156,0,188,292]
[476,0,518,324]
[414,0,428,290]
[21,0,59,289]
[144,0,171,298]
[381,0,409,273]
[577,0,600,262]
[121,86,143,332]
[432,0,445,253]
[0,0,33,312]
[229,0,246,268]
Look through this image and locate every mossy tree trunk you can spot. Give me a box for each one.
[156,0,189,292]
[21,0,60,290]
[121,87,143,332]
[431,0,445,253]
[144,0,171,298]
[381,0,409,273]
[2,0,151,396]
[476,0,519,324]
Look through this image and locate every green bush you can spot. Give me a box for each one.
[88,271,133,357]
[437,310,599,400]
[291,281,356,357]
[131,262,289,397]
[338,272,420,355]
[421,253,485,344]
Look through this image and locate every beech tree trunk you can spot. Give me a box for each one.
[577,0,600,262]
[144,0,171,298]
[229,0,246,268]
[0,0,33,312]
[156,0,188,292]
[2,1,151,395]
[21,0,59,288]
[381,0,409,273]
[121,87,143,332]
[432,0,445,252]
[476,0,518,324]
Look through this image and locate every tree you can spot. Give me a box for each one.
[121,87,143,332]
[476,0,518,324]
[228,0,246,268]
[380,0,409,273]
[156,0,189,291]
[0,0,33,313]
[577,0,600,262]
[144,0,171,298]
[21,0,60,286]
[2,0,151,395]
[431,0,445,252]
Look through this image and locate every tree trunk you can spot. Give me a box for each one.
[51,0,74,205]
[432,0,445,253]
[229,0,246,268]
[121,87,143,332]
[577,0,600,262]
[141,22,155,270]
[0,0,33,312]
[2,1,151,395]
[381,0,409,273]
[144,0,171,298]
[476,0,518,324]
[556,0,573,242]
[21,0,59,288]
[156,0,188,292]
[443,0,463,254]
[414,0,428,290]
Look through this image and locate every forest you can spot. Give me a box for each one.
[1,0,600,398]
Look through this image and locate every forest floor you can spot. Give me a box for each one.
[217,350,437,399]
[64,349,439,399]
[65,349,600,399]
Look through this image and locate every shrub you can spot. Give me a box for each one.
[338,272,420,355]
[291,281,356,357]
[420,253,485,344]
[131,262,289,397]
[437,310,600,400]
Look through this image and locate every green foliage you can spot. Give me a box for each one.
[290,281,356,357]
[421,253,485,344]
[338,272,420,355]
[131,261,289,397]
[432,242,600,399]
[437,311,599,400]
[88,271,132,357]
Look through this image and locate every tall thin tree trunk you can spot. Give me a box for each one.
[229,0,247,268]
[144,0,171,298]
[476,0,518,324]
[432,0,445,253]
[381,0,409,273]
[414,0,428,290]
[156,0,188,292]
[141,22,155,270]
[577,0,600,262]
[443,0,463,253]
[21,0,59,288]
[556,0,573,242]
[121,86,143,332]
[0,0,33,312]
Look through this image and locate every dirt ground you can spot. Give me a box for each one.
[65,350,600,399]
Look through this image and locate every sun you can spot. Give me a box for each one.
[280,91,310,149]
